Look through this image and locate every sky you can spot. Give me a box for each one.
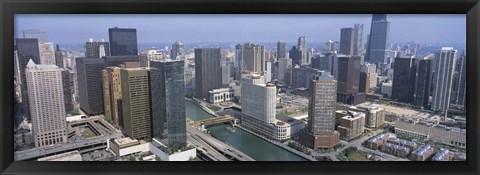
[15,14,466,45]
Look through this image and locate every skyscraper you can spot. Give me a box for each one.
[392,55,417,104]
[431,47,457,112]
[150,60,187,147]
[297,36,308,64]
[276,41,286,58]
[108,27,138,56]
[289,46,301,66]
[195,48,222,100]
[16,38,41,120]
[121,67,151,141]
[170,40,186,60]
[292,66,322,89]
[235,43,265,80]
[241,74,277,130]
[337,56,362,104]
[365,14,390,64]
[23,29,48,43]
[55,44,64,68]
[25,60,67,147]
[277,58,292,82]
[299,71,339,149]
[339,27,354,55]
[353,24,364,56]
[61,69,73,114]
[85,38,110,58]
[39,42,55,65]
[452,51,466,107]
[76,57,105,116]
[414,58,433,109]
[104,55,139,67]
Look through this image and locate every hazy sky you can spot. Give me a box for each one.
[15,14,466,45]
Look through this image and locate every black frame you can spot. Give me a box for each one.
[1,0,479,175]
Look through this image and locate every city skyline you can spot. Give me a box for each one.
[15,14,465,45]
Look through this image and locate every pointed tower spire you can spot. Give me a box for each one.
[26,59,36,68]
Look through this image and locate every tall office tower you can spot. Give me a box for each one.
[353,24,364,56]
[361,63,377,88]
[171,40,186,60]
[339,28,354,55]
[121,67,151,141]
[431,47,457,112]
[16,38,41,120]
[235,43,265,80]
[104,55,140,67]
[414,58,433,109]
[61,69,73,114]
[266,62,272,82]
[103,66,128,129]
[185,68,195,93]
[299,71,339,149]
[312,53,338,78]
[289,46,301,66]
[55,45,64,68]
[150,60,187,147]
[76,57,105,116]
[277,58,292,82]
[39,42,55,65]
[108,27,138,56]
[292,66,323,89]
[85,38,110,58]
[297,36,308,64]
[241,74,277,132]
[221,61,234,86]
[195,48,222,100]
[307,48,315,63]
[365,14,390,64]
[359,72,370,93]
[452,51,466,107]
[147,50,163,61]
[276,40,286,58]
[25,60,67,147]
[392,55,417,104]
[139,54,149,67]
[337,56,363,105]
[323,40,335,53]
[23,29,48,43]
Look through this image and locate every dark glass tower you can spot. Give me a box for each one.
[61,70,73,114]
[150,60,187,147]
[76,57,105,116]
[289,46,301,66]
[55,44,64,68]
[108,27,138,56]
[365,14,390,64]
[392,56,417,104]
[339,27,354,55]
[414,58,433,109]
[85,39,110,58]
[337,56,362,105]
[194,48,222,100]
[276,41,286,58]
[16,38,41,120]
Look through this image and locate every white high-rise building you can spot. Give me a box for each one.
[39,42,55,65]
[25,59,67,147]
[241,74,276,124]
[298,36,308,64]
[431,47,457,112]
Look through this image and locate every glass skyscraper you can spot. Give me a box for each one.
[108,27,138,56]
[365,14,390,64]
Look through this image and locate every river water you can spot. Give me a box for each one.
[185,100,307,161]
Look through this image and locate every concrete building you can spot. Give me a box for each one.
[414,58,433,109]
[185,68,195,94]
[338,111,365,141]
[54,44,64,68]
[195,48,222,100]
[39,42,55,65]
[121,67,151,141]
[208,88,235,104]
[353,24,364,56]
[432,149,455,161]
[394,115,466,148]
[76,57,105,116]
[431,47,457,112]
[16,38,41,120]
[170,40,186,60]
[299,71,340,149]
[85,38,110,58]
[290,46,301,66]
[381,81,392,97]
[339,27,354,56]
[235,43,265,80]
[410,145,433,161]
[150,60,187,147]
[276,40,286,59]
[241,74,276,124]
[337,56,364,105]
[25,60,67,147]
[311,53,337,78]
[291,66,322,89]
[392,55,417,104]
[108,27,138,56]
[277,58,292,83]
[297,36,308,64]
[110,137,150,158]
[365,14,390,64]
[358,106,385,129]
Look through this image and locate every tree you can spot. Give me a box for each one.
[155,156,162,161]
[69,108,81,115]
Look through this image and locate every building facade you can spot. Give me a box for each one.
[392,55,417,104]
[76,57,105,116]
[365,14,390,64]
[85,38,110,58]
[276,40,286,59]
[108,27,138,56]
[16,38,41,120]
[235,43,265,80]
[339,27,354,56]
[414,58,433,109]
[194,48,222,100]
[431,47,457,111]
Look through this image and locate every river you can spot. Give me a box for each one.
[185,100,307,161]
